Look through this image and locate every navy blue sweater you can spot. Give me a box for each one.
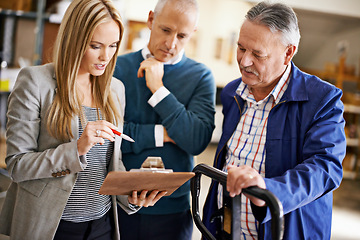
[114,50,215,214]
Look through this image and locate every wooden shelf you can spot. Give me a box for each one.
[343,103,360,179]
[343,170,357,180]
[0,9,61,23]
[0,0,48,65]
[346,138,359,147]
[338,54,360,179]
[0,9,50,20]
[322,73,360,83]
[344,104,360,114]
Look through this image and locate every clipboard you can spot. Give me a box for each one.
[98,171,195,196]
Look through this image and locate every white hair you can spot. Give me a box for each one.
[246,1,301,54]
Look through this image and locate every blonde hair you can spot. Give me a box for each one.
[47,0,124,141]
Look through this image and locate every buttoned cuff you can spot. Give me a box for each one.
[148,86,170,107]
[154,124,164,147]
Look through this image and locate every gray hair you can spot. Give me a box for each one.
[154,0,199,26]
[246,1,300,54]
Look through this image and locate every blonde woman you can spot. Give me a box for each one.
[0,0,165,239]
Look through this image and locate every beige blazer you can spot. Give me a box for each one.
[0,64,134,240]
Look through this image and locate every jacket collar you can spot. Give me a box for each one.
[281,61,309,102]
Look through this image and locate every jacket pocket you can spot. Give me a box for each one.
[18,179,47,197]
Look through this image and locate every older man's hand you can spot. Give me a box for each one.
[226,165,266,207]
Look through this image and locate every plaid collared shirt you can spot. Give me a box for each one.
[218,65,291,239]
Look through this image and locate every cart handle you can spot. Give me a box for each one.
[191,163,284,240]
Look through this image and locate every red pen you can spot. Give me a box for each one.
[112,129,135,142]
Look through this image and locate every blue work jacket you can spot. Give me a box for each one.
[203,62,346,240]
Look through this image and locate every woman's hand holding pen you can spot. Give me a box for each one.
[128,190,167,207]
[77,120,117,156]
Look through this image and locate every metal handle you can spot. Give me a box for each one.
[191,163,284,240]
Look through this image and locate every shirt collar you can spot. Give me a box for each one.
[270,64,291,103]
[141,45,184,65]
[237,64,291,104]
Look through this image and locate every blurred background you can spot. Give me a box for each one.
[1,0,360,239]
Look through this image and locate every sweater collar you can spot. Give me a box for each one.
[141,46,184,65]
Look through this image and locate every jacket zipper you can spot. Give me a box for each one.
[212,96,287,240]
[259,99,286,240]
[213,95,243,168]
[202,95,243,238]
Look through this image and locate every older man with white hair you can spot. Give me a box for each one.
[203,2,346,239]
